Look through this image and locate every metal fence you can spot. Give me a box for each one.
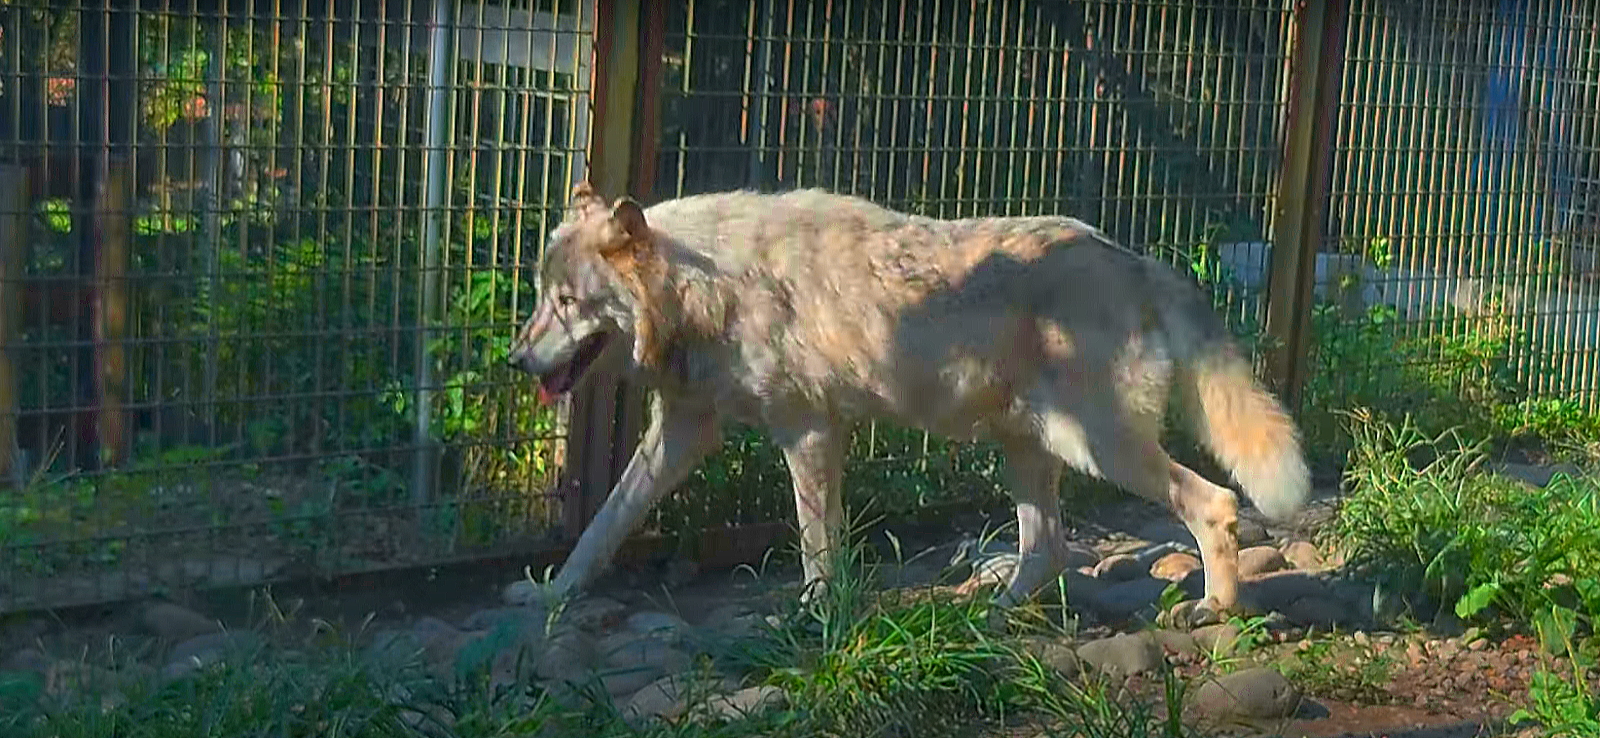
[2,0,1598,614]
[1,0,593,611]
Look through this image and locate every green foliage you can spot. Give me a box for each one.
[1329,410,1600,627]
[1331,412,1600,738]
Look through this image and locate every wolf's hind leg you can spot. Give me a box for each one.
[1029,386,1240,625]
[993,440,1072,608]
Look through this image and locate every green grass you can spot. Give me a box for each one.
[1325,409,1600,737]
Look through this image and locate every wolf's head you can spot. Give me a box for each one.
[508,181,663,400]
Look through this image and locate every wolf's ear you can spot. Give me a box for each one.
[611,198,648,240]
[566,181,607,220]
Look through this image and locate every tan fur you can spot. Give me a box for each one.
[506,184,1311,624]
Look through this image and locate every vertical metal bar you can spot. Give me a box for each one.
[0,164,24,485]
[1263,0,1351,410]
[564,0,644,539]
[414,0,455,509]
[607,0,667,487]
[93,156,132,469]
[748,0,773,189]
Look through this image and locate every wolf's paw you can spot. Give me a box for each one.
[1161,598,1228,630]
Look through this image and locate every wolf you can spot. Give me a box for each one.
[506,182,1310,625]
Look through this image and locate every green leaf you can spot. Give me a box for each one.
[1455,581,1501,619]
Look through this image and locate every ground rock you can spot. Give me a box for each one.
[140,602,220,641]
[1191,667,1302,720]
[1150,552,1203,582]
[699,686,788,721]
[1076,632,1164,678]
[1279,540,1321,571]
[1093,554,1146,582]
[1237,546,1290,578]
[1089,577,1171,621]
[1191,623,1245,657]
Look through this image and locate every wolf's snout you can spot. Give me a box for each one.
[506,349,529,372]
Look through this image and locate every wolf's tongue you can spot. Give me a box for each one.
[536,384,554,406]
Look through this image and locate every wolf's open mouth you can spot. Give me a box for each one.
[537,331,611,397]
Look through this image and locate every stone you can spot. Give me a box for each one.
[1089,577,1172,621]
[1061,543,1101,570]
[700,686,788,720]
[601,631,691,674]
[1136,521,1197,549]
[140,602,220,641]
[1150,552,1203,582]
[1237,546,1289,578]
[1152,629,1200,657]
[1093,554,1146,582]
[622,673,737,725]
[461,606,542,632]
[627,611,690,640]
[1020,637,1081,678]
[1054,569,1107,608]
[168,631,261,670]
[698,604,764,642]
[1282,595,1358,629]
[1191,623,1245,657]
[1236,518,1270,547]
[1075,632,1164,678]
[562,597,630,632]
[1280,540,1322,571]
[1238,571,1331,614]
[1191,667,1302,720]
[535,626,598,683]
[958,553,1017,593]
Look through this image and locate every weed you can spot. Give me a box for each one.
[1329,409,1600,627]
[1275,636,1395,704]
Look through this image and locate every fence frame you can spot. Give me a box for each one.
[564,0,667,538]
[1263,0,1352,408]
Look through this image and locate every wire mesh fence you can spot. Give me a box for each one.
[647,0,1298,534]
[0,0,591,612]
[1308,0,1600,457]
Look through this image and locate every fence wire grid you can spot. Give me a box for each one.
[1,0,591,612]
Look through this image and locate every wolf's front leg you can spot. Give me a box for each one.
[507,395,721,606]
[774,417,846,603]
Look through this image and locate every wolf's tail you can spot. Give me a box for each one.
[1155,274,1311,523]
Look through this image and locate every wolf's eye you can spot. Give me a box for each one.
[558,294,578,307]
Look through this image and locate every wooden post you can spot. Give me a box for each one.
[0,165,26,484]
[562,0,668,537]
[1263,0,1350,411]
[93,157,132,468]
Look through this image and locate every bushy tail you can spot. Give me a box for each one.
[1181,346,1311,522]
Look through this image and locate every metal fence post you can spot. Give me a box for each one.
[414,0,456,510]
[1263,0,1350,411]
[564,0,658,539]
[93,157,133,468]
[0,164,26,485]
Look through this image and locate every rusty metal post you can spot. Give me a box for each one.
[565,0,654,539]
[0,164,26,484]
[1263,0,1350,411]
[93,157,133,468]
